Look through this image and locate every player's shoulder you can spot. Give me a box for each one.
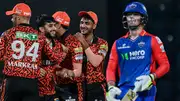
[145,32,162,42]
[70,34,79,42]
[115,35,127,43]
[68,34,83,53]
[38,32,48,41]
[144,32,156,37]
[3,27,17,35]
[16,24,39,34]
[117,32,130,41]
[97,37,108,44]
[69,34,82,45]
[144,31,161,39]
[66,34,82,51]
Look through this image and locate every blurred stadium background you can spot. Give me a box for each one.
[0,0,178,101]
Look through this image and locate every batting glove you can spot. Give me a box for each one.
[106,86,121,101]
[134,74,155,92]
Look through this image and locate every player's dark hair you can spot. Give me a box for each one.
[36,14,56,29]
[81,14,95,24]
[36,14,56,46]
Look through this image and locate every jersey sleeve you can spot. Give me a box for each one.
[97,40,108,58]
[72,41,83,63]
[151,36,170,78]
[44,38,66,64]
[106,41,119,82]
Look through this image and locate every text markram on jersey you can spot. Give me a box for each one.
[8,61,38,69]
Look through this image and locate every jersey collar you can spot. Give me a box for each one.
[123,30,146,38]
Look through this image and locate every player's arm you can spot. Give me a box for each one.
[0,32,7,60]
[151,36,170,79]
[55,42,83,78]
[134,36,170,92]
[84,41,108,67]
[71,42,83,77]
[74,32,108,67]
[106,41,119,87]
[44,38,67,64]
[106,41,122,101]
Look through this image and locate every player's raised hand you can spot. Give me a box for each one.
[74,32,85,43]
[74,32,89,49]
[134,74,155,92]
[106,86,121,101]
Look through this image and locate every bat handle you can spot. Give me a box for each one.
[133,84,141,93]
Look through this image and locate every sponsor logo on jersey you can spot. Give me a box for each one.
[118,44,130,49]
[16,31,38,40]
[74,47,83,53]
[100,44,108,51]
[75,54,83,60]
[121,50,145,60]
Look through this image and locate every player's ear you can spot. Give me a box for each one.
[93,24,97,30]
[39,27,45,32]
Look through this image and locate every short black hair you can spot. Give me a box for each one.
[36,14,56,28]
[81,14,94,24]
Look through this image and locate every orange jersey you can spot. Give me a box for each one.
[38,40,62,96]
[55,33,83,84]
[84,36,108,84]
[38,65,56,96]
[0,24,66,79]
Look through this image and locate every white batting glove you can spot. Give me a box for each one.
[134,74,155,92]
[106,86,121,101]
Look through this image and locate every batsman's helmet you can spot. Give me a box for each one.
[122,2,148,29]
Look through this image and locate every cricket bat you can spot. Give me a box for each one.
[121,85,140,101]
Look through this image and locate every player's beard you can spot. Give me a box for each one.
[49,31,56,38]
[45,30,56,38]
[45,32,56,39]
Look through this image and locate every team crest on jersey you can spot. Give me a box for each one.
[138,41,145,48]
